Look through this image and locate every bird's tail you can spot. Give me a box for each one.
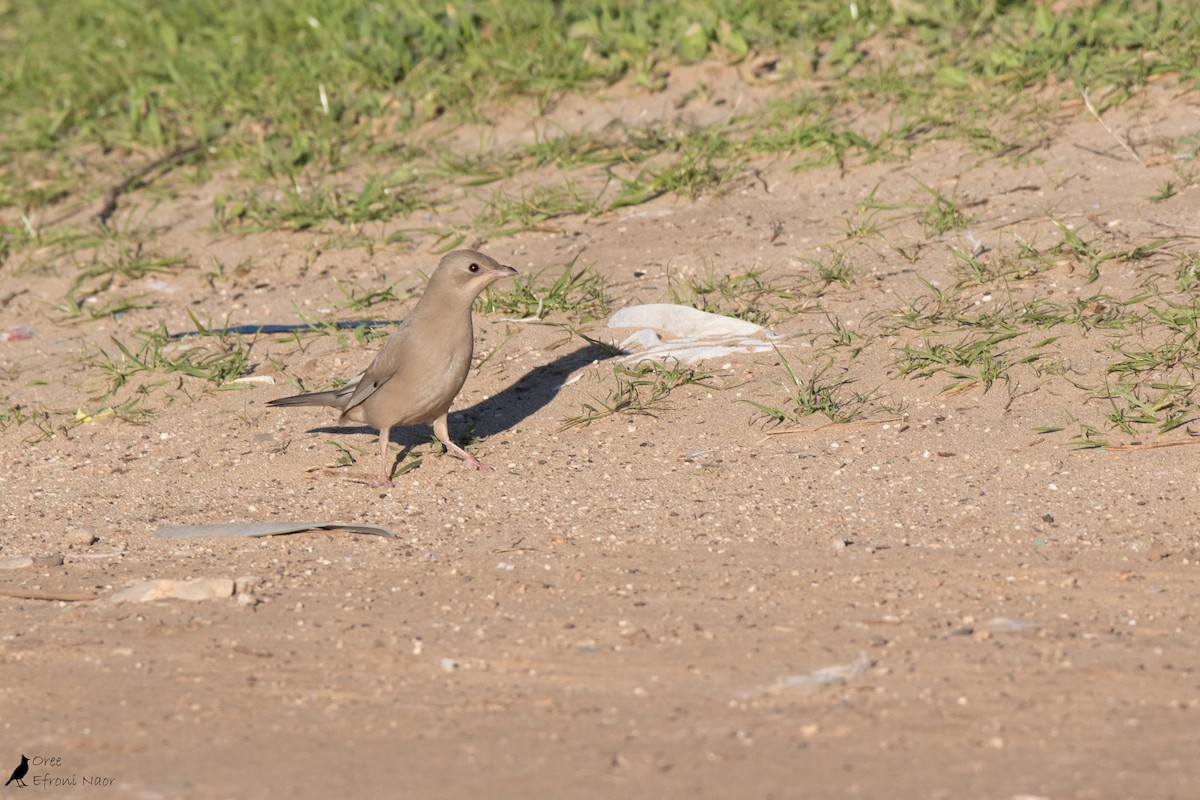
[266,390,345,409]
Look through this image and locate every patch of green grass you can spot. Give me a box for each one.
[0,401,55,441]
[1094,379,1198,437]
[332,277,414,312]
[561,358,717,429]
[1069,425,1114,450]
[892,330,1053,394]
[214,172,427,231]
[0,401,35,431]
[745,349,887,426]
[1049,219,1170,284]
[479,179,602,235]
[56,239,184,319]
[842,183,905,239]
[1174,252,1200,292]
[748,93,877,168]
[86,324,255,399]
[1149,181,1178,202]
[4,0,1197,241]
[916,183,973,237]
[607,125,742,209]
[804,249,856,290]
[480,255,610,322]
[668,264,799,325]
[948,236,1049,288]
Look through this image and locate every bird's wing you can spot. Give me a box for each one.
[338,329,407,412]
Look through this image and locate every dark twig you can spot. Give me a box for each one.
[93,141,207,227]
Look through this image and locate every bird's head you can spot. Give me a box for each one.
[429,249,518,301]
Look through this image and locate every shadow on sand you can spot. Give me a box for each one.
[297,341,619,475]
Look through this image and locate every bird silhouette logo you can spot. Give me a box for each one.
[4,755,27,787]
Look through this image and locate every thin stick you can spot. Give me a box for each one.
[1100,439,1200,452]
[94,141,208,226]
[764,417,903,436]
[1082,88,1144,165]
[0,588,98,602]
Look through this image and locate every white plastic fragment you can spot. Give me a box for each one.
[983,616,1039,633]
[609,304,771,338]
[740,651,870,698]
[607,303,786,364]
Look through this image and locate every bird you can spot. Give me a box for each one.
[267,249,517,486]
[5,754,28,787]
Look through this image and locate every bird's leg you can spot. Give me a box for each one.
[434,415,494,472]
[377,427,395,487]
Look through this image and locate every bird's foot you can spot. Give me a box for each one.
[462,455,495,472]
[440,438,495,471]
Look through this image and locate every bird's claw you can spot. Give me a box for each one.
[463,458,494,472]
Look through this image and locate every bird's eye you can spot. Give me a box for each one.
[469,263,480,272]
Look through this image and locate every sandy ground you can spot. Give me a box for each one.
[2,64,1200,798]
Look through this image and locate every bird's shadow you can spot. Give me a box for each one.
[301,341,618,471]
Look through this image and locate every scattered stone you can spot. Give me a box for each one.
[64,530,98,547]
[234,576,262,608]
[234,575,261,594]
[110,578,235,604]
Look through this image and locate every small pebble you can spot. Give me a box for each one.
[64,530,97,547]
[234,575,261,595]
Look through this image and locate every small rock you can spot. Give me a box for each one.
[0,556,33,570]
[64,530,97,547]
[110,578,235,604]
[234,575,261,595]
[31,555,64,567]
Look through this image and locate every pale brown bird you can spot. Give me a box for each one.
[267,250,517,486]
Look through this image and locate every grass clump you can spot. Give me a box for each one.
[480,256,610,322]
[561,359,717,429]
[746,349,887,427]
